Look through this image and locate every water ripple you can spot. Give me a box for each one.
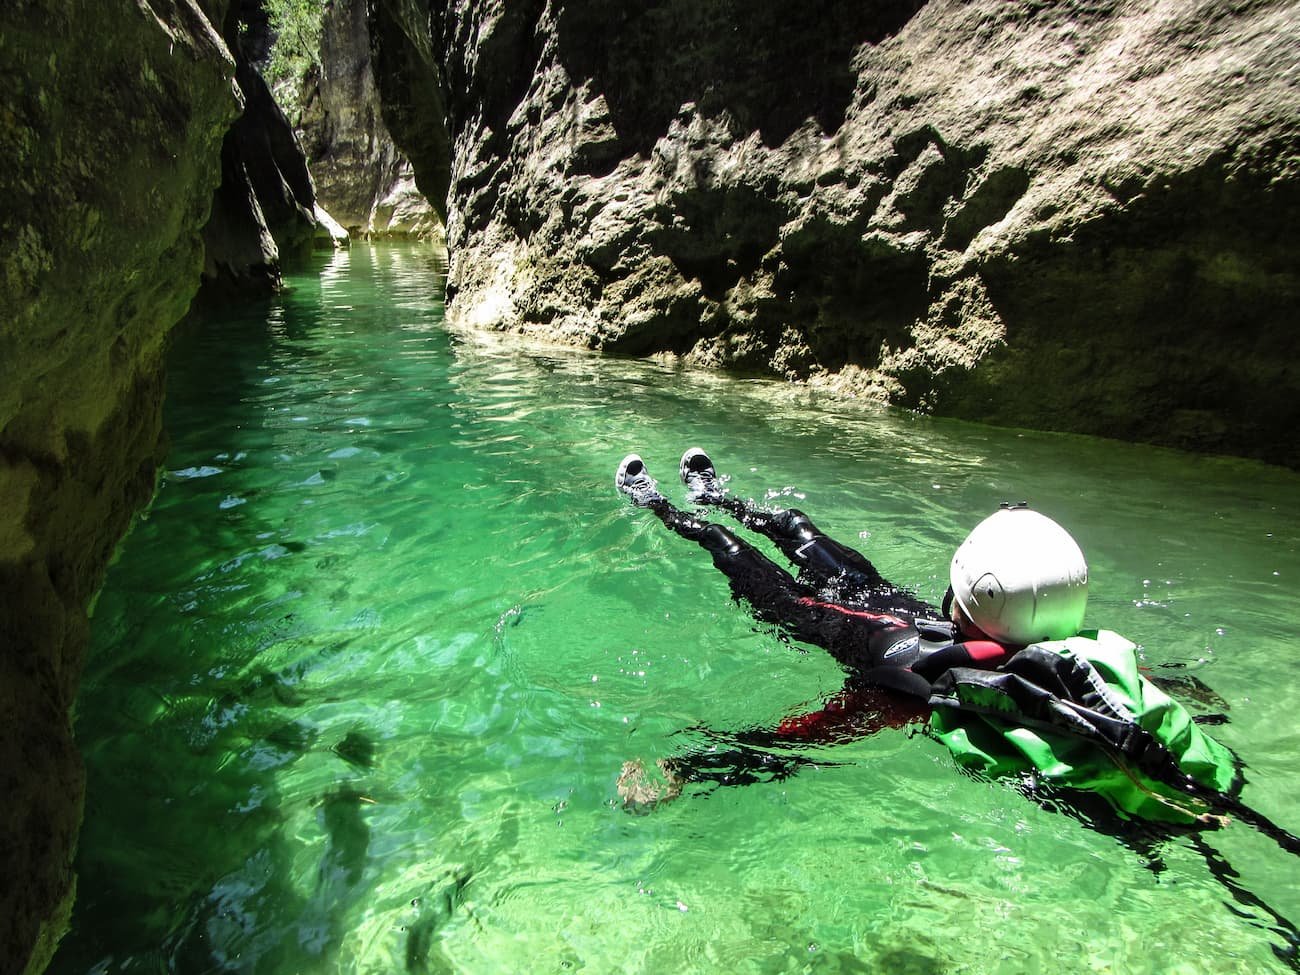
[59,243,1300,975]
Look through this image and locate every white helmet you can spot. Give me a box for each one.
[949,505,1088,646]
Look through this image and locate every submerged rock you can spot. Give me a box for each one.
[0,2,240,972]
[370,0,1300,464]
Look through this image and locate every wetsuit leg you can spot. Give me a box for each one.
[645,498,914,667]
[647,498,810,623]
[709,497,932,618]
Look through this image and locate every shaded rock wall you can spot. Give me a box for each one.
[0,2,239,972]
[202,0,325,293]
[296,0,441,239]
[370,0,454,224]
[372,0,1300,463]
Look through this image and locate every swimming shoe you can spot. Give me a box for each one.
[679,447,725,503]
[615,454,660,506]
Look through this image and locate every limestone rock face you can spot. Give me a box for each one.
[0,2,239,972]
[370,0,454,224]
[297,0,441,239]
[372,0,1299,463]
[202,0,323,292]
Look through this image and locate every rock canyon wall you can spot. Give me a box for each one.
[202,0,332,293]
[372,0,1299,462]
[0,0,337,968]
[0,2,239,971]
[296,0,442,239]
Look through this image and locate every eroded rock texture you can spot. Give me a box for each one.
[202,0,324,292]
[372,0,1300,462]
[296,0,441,238]
[0,2,238,972]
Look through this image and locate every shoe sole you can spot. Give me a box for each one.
[616,453,644,492]
[679,447,714,485]
[617,454,660,502]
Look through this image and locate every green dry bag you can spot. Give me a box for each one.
[928,630,1238,823]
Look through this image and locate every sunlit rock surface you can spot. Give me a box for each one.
[372,0,1299,463]
[0,2,238,972]
[297,0,442,240]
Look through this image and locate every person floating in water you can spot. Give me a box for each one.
[611,448,1299,852]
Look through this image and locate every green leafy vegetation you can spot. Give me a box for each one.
[262,0,327,87]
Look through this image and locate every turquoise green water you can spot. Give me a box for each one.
[55,244,1300,974]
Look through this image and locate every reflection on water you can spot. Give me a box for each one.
[55,244,1300,973]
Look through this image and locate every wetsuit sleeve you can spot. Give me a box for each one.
[662,685,928,789]
[774,685,926,742]
[910,640,1013,683]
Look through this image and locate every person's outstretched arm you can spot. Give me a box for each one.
[617,685,927,811]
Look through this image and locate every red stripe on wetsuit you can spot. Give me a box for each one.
[795,596,909,629]
[776,687,923,740]
[962,640,1009,662]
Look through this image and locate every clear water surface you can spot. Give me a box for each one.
[54,244,1300,974]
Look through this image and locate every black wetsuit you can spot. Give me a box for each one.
[634,490,1300,897]
[645,494,1013,694]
